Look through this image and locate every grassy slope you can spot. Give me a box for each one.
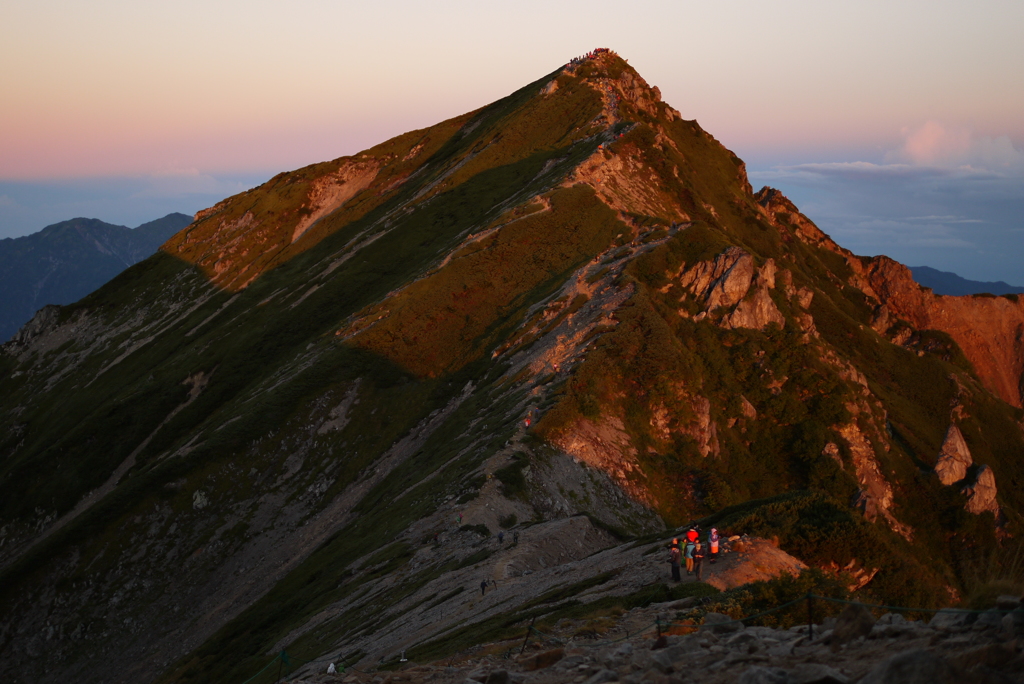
[0,60,626,684]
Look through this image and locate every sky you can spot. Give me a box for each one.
[1,0,1022,283]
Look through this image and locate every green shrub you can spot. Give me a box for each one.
[699,569,849,628]
[494,457,529,499]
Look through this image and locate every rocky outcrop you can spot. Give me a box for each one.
[290,160,380,243]
[839,418,910,540]
[679,248,784,331]
[866,256,1024,408]
[724,283,785,330]
[550,416,647,502]
[4,304,61,348]
[680,247,753,309]
[932,426,1000,518]
[963,464,1000,517]
[755,187,832,248]
[702,537,806,591]
[688,396,721,458]
[758,187,1024,410]
[934,425,973,485]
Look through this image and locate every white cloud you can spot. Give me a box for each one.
[885,121,1024,170]
[746,125,1024,284]
[836,217,974,250]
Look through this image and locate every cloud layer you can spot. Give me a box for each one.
[750,123,1024,285]
[0,173,266,239]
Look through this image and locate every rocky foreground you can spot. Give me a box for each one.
[282,597,1024,684]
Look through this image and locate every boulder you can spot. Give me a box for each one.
[830,603,875,647]
[929,608,973,630]
[600,642,632,668]
[934,425,972,485]
[665,596,699,610]
[950,641,1018,670]
[582,668,618,684]
[520,648,563,671]
[484,671,509,684]
[649,649,675,674]
[875,612,906,626]
[1008,607,1024,635]
[821,442,842,467]
[700,612,743,634]
[679,247,754,310]
[857,649,956,684]
[995,594,1021,611]
[787,663,849,684]
[740,396,758,420]
[723,285,785,330]
[553,655,587,671]
[737,666,788,684]
[962,464,1000,516]
[725,631,764,654]
[972,607,1004,630]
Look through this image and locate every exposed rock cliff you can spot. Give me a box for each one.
[866,257,1024,408]
[963,464,1000,517]
[934,425,973,485]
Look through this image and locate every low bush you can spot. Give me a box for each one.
[494,457,529,499]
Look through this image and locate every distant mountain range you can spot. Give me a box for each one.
[0,213,191,341]
[911,265,1024,296]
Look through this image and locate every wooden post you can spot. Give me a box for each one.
[520,617,536,655]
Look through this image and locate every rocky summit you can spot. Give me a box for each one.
[1,50,1023,684]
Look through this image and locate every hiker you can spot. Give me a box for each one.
[693,541,706,581]
[684,536,696,575]
[498,531,504,544]
[709,528,720,564]
[480,579,488,596]
[513,530,519,544]
[669,539,681,582]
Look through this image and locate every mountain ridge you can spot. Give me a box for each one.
[1,51,1022,684]
[0,213,192,342]
[909,265,1024,296]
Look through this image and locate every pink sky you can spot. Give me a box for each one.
[2,1,1023,285]
[2,0,1022,179]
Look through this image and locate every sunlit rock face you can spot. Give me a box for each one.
[934,425,973,485]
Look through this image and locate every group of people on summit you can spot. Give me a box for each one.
[566,47,614,67]
[668,527,720,582]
